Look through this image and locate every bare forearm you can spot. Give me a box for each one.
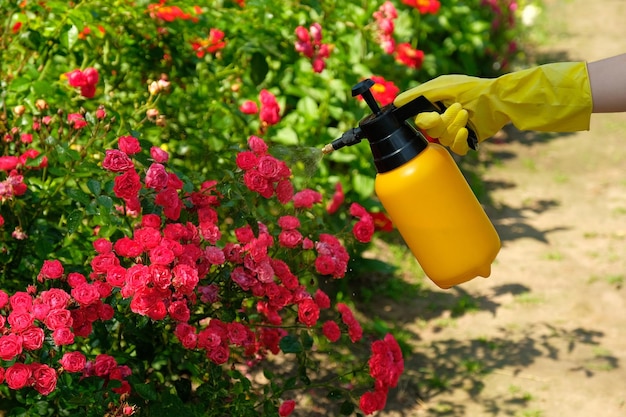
[588,53,626,113]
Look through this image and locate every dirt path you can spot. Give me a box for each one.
[381,1,626,416]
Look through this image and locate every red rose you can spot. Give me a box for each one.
[243,170,273,198]
[0,156,19,171]
[40,289,71,309]
[9,292,32,312]
[66,69,87,87]
[5,363,31,390]
[93,238,113,253]
[113,236,143,258]
[352,216,375,243]
[167,300,190,322]
[172,264,199,295]
[359,389,388,415]
[314,255,335,275]
[102,149,134,172]
[277,215,300,230]
[52,327,75,346]
[83,67,99,85]
[94,353,117,377]
[67,272,88,288]
[278,230,303,249]
[113,169,142,200]
[204,246,225,265]
[235,151,258,170]
[0,334,23,361]
[239,100,258,115]
[292,189,322,208]
[20,326,45,350]
[275,179,294,204]
[134,227,162,250]
[227,322,250,346]
[322,320,341,342]
[314,289,331,309]
[174,323,197,349]
[206,344,230,365]
[71,283,101,307]
[257,155,282,179]
[31,363,58,395]
[44,308,73,330]
[118,135,141,155]
[0,290,8,309]
[80,84,96,98]
[59,351,86,373]
[279,399,296,417]
[7,312,34,333]
[297,299,320,327]
[91,252,120,275]
[141,213,162,228]
[37,259,64,282]
[247,135,268,155]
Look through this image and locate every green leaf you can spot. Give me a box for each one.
[250,52,269,85]
[66,188,91,205]
[273,126,299,145]
[132,380,159,401]
[61,24,79,50]
[97,195,113,210]
[339,400,356,415]
[66,209,84,234]
[87,179,102,196]
[279,334,303,353]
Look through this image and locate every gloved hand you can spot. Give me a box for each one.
[395,62,593,155]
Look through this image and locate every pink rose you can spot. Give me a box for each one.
[145,163,169,190]
[150,146,169,163]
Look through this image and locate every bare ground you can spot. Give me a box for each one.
[377,1,626,416]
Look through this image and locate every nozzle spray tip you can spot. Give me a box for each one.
[321,144,334,155]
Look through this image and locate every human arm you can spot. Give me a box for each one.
[588,53,626,112]
[395,58,618,154]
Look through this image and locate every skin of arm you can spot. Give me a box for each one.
[588,53,626,113]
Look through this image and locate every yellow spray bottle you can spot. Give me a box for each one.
[322,79,500,289]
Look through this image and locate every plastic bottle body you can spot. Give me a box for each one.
[374,143,500,289]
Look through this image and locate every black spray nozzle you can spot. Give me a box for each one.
[322,127,363,154]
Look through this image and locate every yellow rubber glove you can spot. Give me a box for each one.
[414,103,471,155]
[395,62,593,155]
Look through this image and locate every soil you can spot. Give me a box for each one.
[377,1,626,416]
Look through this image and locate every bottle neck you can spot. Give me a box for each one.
[359,106,428,173]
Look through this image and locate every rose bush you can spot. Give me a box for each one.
[0,0,536,415]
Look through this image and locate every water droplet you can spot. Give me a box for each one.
[270,145,324,179]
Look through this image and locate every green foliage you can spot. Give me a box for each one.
[0,0,532,415]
